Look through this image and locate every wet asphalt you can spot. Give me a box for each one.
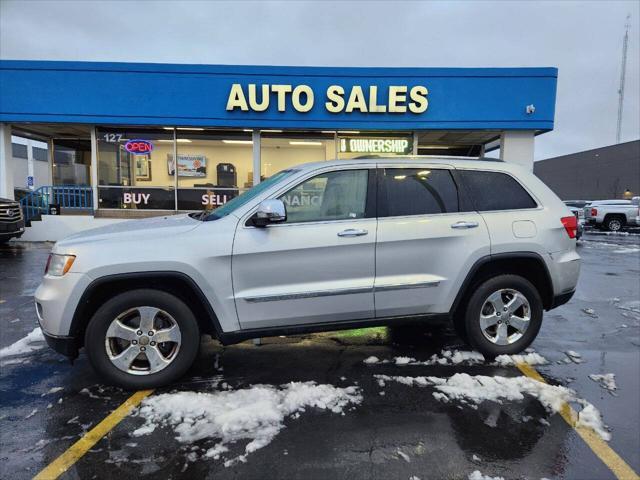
[0,231,638,480]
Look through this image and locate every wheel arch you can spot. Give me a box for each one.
[451,252,555,317]
[70,271,223,348]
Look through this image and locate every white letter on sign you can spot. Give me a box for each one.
[226,84,249,111]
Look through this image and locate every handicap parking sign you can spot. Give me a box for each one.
[27,176,34,187]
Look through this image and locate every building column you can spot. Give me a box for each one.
[499,131,535,171]
[252,130,261,186]
[90,127,99,211]
[0,123,14,199]
[26,139,35,190]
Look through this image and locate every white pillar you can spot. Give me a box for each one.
[412,131,419,155]
[0,124,14,199]
[26,139,35,190]
[499,131,535,171]
[90,127,99,212]
[252,130,261,186]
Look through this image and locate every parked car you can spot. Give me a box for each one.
[584,198,640,231]
[0,197,25,243]
[35,158,581,389]
[563,200,590,221]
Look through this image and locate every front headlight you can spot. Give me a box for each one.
[45,253,76,276]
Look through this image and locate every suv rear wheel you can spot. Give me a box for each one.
[464,275,543,358]
[85,289,200,389]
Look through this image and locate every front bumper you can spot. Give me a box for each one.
[42,330,79,358]
[0,219,25,240]
[34,272,93,337]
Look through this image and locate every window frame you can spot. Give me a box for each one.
[453,168,541,213]
[242,165,377,228]
[376,166,461,219]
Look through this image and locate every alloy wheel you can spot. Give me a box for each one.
[479,289,531,345]
[105,306,182,375]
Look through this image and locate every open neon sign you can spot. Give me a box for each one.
[125,139,154,154]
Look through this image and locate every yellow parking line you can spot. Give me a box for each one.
[33,389,153,480]
[516,362,639,480]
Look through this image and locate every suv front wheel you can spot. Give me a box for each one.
[85,289,200,389]
[464,275,543,358]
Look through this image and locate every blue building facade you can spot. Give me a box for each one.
[0,60,557,220]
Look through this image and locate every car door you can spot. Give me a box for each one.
[232,167,377,330]
[374,165,490,317]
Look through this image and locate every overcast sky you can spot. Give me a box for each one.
[1,0,638,160]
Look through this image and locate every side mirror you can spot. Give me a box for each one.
[252,199,286,227]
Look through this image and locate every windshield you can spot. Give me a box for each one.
[204,169,296,221]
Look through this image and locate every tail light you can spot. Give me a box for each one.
[591,208,598,217]
[561,215,578,239]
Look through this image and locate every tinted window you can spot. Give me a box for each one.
[279,169,369,223]
[459,170,537,211]
[378,168,459,217]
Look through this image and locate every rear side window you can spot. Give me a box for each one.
[458,170,537,211]
[378,168,459,217]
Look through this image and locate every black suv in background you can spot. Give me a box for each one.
[0,197,25,243]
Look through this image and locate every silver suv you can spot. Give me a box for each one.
[35,158,581,389]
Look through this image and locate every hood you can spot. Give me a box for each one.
[0,197,18,204]
[56,214,202,249]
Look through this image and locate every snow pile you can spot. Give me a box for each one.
[363,349,546,367]
[589,373,617,392]
[375,373,611,441]
[612,247,640,254]
[494,352,548,366]
[133,381,362,465]
[0,327,45,359]
[565,351,583,364]
[577,404,612,440]
[468,471,505,480]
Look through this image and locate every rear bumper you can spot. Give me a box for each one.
[550,289,575,309]
[42,330,79,359]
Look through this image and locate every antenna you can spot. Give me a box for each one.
[616,14,631,144]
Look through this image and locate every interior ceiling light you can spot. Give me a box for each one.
[289,141,323,146]
[261,129,283,133]
[222,140,253,144]
[338,130,360,134]
[394,175,407,180]
[158,139,192,143]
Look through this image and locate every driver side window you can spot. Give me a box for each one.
[279,169,369,223]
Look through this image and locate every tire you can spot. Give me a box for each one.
[464,275,543,358]
[604,216,624,232]
[85,289,200,389]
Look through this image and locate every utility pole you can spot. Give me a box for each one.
[616,14,631,144]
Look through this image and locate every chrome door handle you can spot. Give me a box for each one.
[337,228,368,237]
[451,221,479,229]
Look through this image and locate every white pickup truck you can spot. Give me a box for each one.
[584,197,640,231]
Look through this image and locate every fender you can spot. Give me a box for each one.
[450,251,555,314]
[70,271,225,340]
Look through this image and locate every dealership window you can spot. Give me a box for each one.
[279,169,368,223]
[97,127,175,209]
[261,132,335,178]
[53,139,91,186]
[457,170,537,211]
[175,129,253,211]
[378,168,459,217]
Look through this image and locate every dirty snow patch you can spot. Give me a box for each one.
[468,471,505,480]
[133,381,362,465]
[494,353,547,366]
[577,404,611,441]
[589,373,617,392]
[0,327,45,358]
[376,373,611,441]
[363,349,546,367]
